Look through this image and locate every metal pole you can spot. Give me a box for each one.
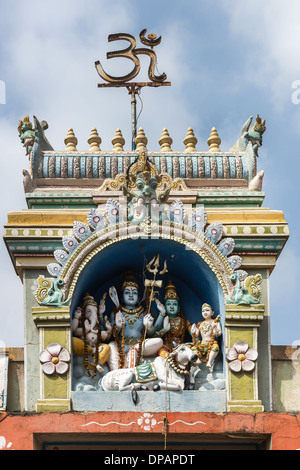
[131,90,137,150]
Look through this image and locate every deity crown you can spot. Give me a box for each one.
[202,303,214,314]
[82,293,98,310]
[122,272,139,291]
[164,280,179,302]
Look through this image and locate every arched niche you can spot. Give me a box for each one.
[69,234,229,409]
[70,237,226,328]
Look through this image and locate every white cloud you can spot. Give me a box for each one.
[0,1,203,347]
[222,0,300,109]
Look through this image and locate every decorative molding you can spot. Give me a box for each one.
[81,414,207,431]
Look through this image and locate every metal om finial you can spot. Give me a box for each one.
[95,29,171,150]
[95,29,170,86]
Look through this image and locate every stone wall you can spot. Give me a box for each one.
[271,346,300,413]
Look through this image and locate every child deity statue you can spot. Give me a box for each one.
[191,303,222,371]
[106,272,166,370]
[156,280,192,358]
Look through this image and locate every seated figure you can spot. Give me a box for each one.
[191,303,222,371]
[107,272,166,370]
[156,280,192,358]
[72,293,111,376]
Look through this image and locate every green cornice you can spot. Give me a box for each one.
[26,192,95,209]
[4,228,288,264]
[196,190,265,208]
[24,190,265,210]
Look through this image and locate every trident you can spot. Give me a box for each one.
[144,254,168,314]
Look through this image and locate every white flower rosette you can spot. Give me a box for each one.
[39,343,70,376]
[226,341,258,373]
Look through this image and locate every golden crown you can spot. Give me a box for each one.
[82,293,98,309]
[164,280,179,301]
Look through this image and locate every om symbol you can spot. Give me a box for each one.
[95,29,167,84]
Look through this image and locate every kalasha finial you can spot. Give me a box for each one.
[112,129,125,152]
[207,127,221,152]
[88,127,101,152]
[159,128,173,152]
[135,127,148,150]
[64,128,78,152]
[184,127,198,152]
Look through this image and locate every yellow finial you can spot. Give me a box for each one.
[207,127,221,152]
[112,128,125,152]
[88,127,101,152]
[183,127,198,152]
[135,127,148,150]
[64,128,78,152]
[159,128,173,152]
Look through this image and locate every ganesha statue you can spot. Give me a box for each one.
[72,293,111,377]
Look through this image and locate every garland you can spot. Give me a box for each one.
[164,311,187,353]
[192,319,219,364]
[166,353,190,376]
[112,323,126,369]
[81,311,102,378]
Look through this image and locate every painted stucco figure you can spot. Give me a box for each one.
[101,343,198,394]
[230,114,266,156]
[33,275,70,308]
[156,280,192,358]
[106,272,166,370]
[246,115,266,156]
[72,293,111,376]
[123,150,170,225]
[191,303,222,371]
[18,115,38,156]
[226,272,260,305]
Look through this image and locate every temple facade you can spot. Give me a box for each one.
[1,114,299,451]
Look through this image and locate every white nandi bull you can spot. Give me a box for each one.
[101,344,198,393]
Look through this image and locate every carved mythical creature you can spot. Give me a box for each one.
[123,149,170,224]
[226,272,260,305]
[230,114,266,156]
[32,116,54,151]
[33,275,70,308]
[247,115,266,155]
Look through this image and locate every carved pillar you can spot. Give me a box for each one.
[225,304,265,413]
[32,306,71,412]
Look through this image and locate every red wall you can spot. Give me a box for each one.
[0,411,300,450]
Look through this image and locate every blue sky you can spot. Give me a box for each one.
[0,0,299,347]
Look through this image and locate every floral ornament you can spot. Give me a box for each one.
[39,343,70,376]
[226,342,258,373]
[137,413,157,431]
[0,436,12,450]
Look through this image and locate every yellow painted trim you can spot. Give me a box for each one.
[5,210,88,226]
[5,208,287,226]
